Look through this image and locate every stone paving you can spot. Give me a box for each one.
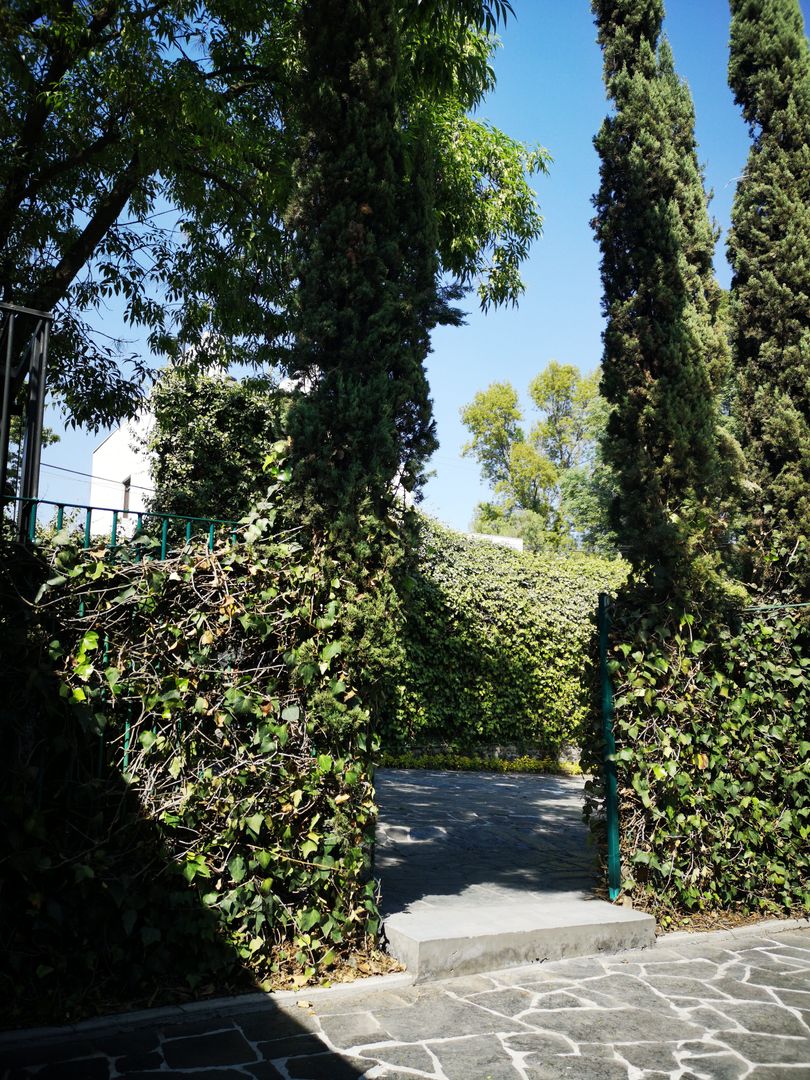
[3,925,809,1078]
[3,773,809,1077]
[374,770,597,914]
[376,770,654,981]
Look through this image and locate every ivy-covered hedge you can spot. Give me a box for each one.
[388,517,626,755]
[582,600,810,922]
[0,506,387,1025]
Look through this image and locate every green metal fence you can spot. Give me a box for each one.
[2,495,243,778]
[597,592,622,901]
[3,496,240,560]
[596,591,810,906]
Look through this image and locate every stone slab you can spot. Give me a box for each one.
[384,897,656,980]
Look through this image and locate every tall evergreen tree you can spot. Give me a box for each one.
[591,0,736,592]
[727,0,810,580]
[286,0,441,520]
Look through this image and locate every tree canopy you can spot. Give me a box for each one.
[460,361,615,552]
[1,0,545,433]
[1,0,292,425]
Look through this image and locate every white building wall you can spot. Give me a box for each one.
[468,532,525,552]
[89,414,153,540]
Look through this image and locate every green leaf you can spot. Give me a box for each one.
[140,927,161,947]
[229,855,247,883]
[320,641,342,663]
[298,908,320,931]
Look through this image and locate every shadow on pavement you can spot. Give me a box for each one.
[0,998,367,1078]
[375,768,597,914]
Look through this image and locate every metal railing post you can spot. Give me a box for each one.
[27,498,37,543]
[0,312,16,525]
[598,592,621,901]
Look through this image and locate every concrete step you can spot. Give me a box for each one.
[383,898,656,981]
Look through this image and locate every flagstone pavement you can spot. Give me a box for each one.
[3,924,809,1079]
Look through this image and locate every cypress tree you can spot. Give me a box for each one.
[591,0,735,593]
[727,0,810,579]
[286,0,439,521]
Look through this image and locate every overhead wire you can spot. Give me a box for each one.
[40,461,157,494]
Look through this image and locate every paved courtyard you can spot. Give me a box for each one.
[374,769,597,913]
[2,768,809,1077]
[3,925,810,1078]
[374,770,654,979]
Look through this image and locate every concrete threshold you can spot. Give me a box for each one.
[384,898,656,981]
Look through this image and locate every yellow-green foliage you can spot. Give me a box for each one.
[379,750,580,776]
[389,517,626,755]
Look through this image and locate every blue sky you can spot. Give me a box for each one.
[40,0,809,526]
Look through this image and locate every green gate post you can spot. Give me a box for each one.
[598,592,621,900]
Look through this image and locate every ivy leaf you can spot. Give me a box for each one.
[320,641,342,664]
[229,855,247,883]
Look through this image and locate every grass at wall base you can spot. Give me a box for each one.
[378,749,582,776]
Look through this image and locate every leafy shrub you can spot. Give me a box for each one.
[145,368,287,523]
[388,516,626,756]
[582,599,810,920]
[0,504,384,1023]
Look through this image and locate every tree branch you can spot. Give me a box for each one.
[29,154,142,313]
[0,3,123,250]
[22,123,124,201]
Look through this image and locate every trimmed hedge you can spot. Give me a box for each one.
[582,599,810,921]
[388,517,626,756]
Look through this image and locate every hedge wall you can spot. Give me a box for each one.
[582,599,810,921]
[388,517,626,756]
[0,509,385,1025]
